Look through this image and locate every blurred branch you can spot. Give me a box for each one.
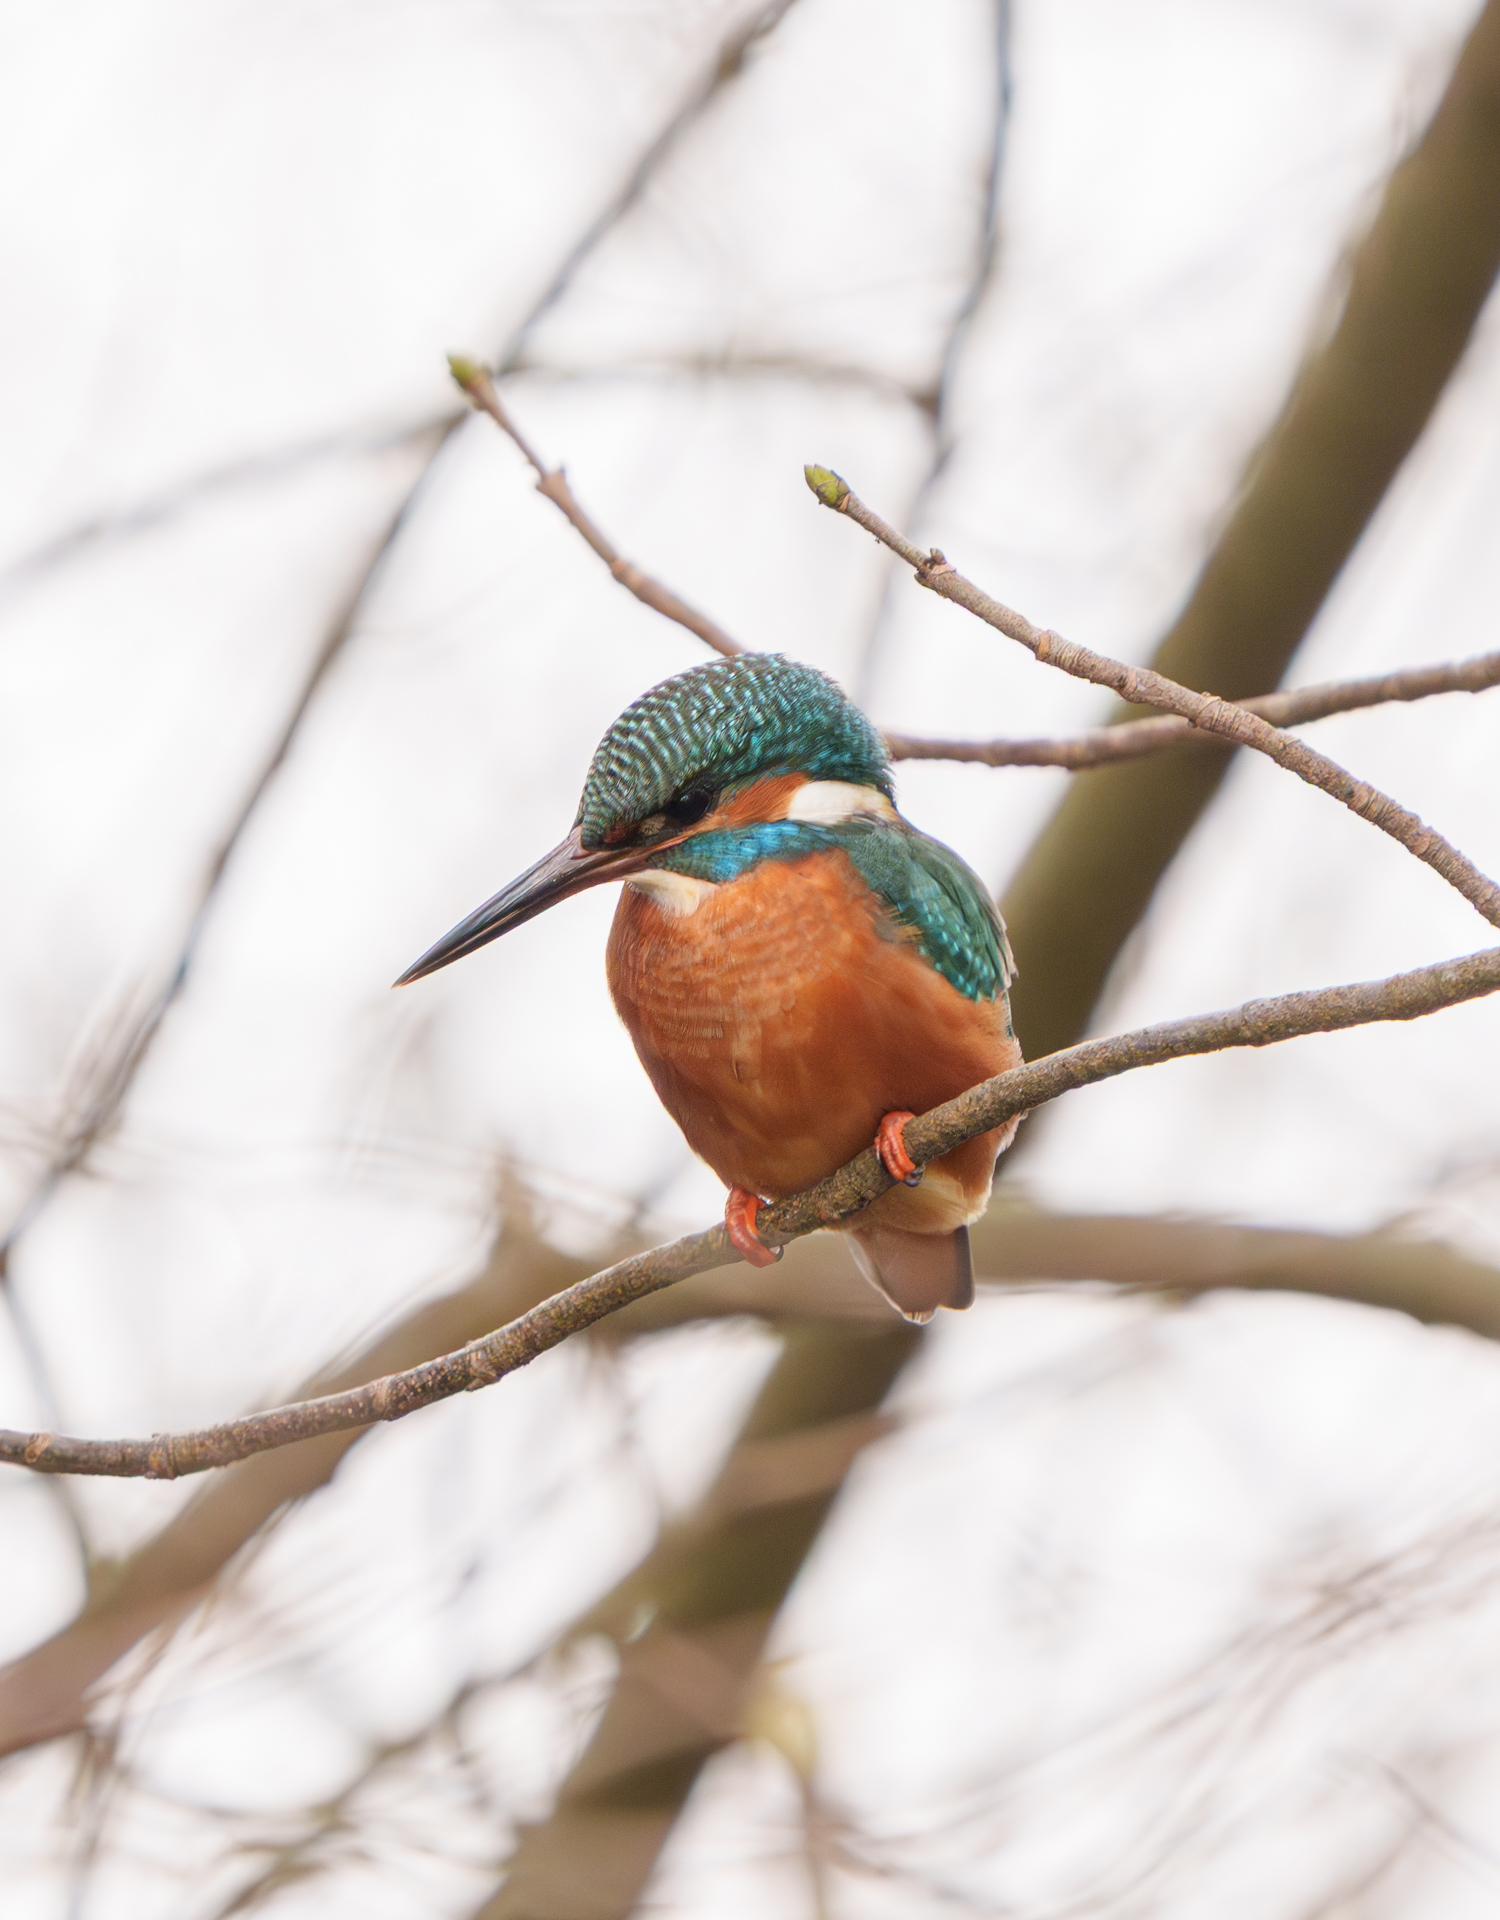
[4,944,1499,1480]
[995,0,1500,1057]
[494,0,806,373]
[449,357,743,657]
[0,428,461,1568]
[0,415,453,599]
[7,1190,1499,1760]
[0,1208,588,1757]
[497,29,1017,1900]
[851,0,1011,705]
[0,0,803,1421]
[474,1319,919,1920]
[0,439,463,1270]
[810,468,1500,931]
[967,1199,1500,1336]
[0,0,816,1786]
[885,650,1500,769]
[0,0,807,1261]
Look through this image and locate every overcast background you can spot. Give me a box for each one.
[3,1,1500,1914]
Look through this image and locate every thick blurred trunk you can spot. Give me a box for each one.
[468,11,1500,1911]
[12,15,1500,1903]
[1003,0,1500,1061]
[474,1319,919,1920]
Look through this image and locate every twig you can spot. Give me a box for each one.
[494,0,805,374]
[884,651,1500,770]
[449,357,743,659]
[0,442,461,1268]
[993,0,1500,1060]
[13,1200,1500,1761]
[0,414,454,600]
[807,468,1500,931]
[850,0,1011,707]
[4,943,1499,1480]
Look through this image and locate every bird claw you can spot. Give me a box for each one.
[725,1186,781,1267]
[875,1111,923,1186]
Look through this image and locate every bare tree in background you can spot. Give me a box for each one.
[3,3,1500,1916]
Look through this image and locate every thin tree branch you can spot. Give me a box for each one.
[996,0,1500,1059]
[0,433,462,1268]
[4,943,1499,1480]
[0,414,454,600]
[808,468,1500,930]
[448,357,744,658]
[494,0,806,374]
[11,1194,1499,1761]
[474,1319,917,1919]
[883,650,1500,769]
[851,0,1011,708]
[0,0,802,1257]
[0,0,816,1738]
[0,1208,591,1757]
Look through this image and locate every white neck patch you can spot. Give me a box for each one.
[783,780,897,826]
[627,870,717,918]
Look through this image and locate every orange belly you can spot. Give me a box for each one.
[605,847,1022,1233]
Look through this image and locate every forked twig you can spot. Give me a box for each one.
[885,652,1500,769]
[807,468,1500,930]
[450,357,744,658]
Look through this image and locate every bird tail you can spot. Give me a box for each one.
[847,1223,975,1324]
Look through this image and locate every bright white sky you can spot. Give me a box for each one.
[3,1,1500,1914]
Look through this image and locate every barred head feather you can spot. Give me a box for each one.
[575,654,891,847]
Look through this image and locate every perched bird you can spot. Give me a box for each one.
[397,653,1022,1322]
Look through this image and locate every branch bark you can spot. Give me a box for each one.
[884,650,1500,769]
[989,0,1500,1057]
[450,358,744,659]
[4,944,1498,1481]
[9,1191,1500,1760]
[810,469,1500,932]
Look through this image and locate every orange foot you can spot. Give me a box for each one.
[875,1110,923,1187]
[725,1185,780,1268]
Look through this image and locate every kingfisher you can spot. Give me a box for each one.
[397,653,1022,1322]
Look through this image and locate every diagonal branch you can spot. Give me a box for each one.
[10,1196,1500,1761]
[449,358,743,657]
[0,415,454,599]
[884,650,1500,769]
[494,0,806,374]
[808,468,1500,930]
[996,0,1500,1059]
[0,1,801,1263]
[0,435,461,1266]
[5,942,1499,1480]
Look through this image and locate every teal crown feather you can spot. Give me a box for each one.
[576,653,891,846]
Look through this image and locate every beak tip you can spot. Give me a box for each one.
[392,829,628,991]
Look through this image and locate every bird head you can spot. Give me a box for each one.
[395,653,892,984]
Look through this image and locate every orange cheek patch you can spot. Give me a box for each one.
[700,772,808,831]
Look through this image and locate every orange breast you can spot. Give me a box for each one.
[605,848,1022,1228]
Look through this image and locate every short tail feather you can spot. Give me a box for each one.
[848,1223,974,1324]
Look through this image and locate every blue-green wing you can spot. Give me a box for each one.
[837,822,1014,1004]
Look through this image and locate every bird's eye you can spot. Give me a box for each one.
[663,787,716,827]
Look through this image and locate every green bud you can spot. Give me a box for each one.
[803,464,850,509]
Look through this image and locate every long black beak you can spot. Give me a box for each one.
[394,826,648,986]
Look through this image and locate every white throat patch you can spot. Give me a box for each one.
[627,870,717,918]
[783,780,898,826]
